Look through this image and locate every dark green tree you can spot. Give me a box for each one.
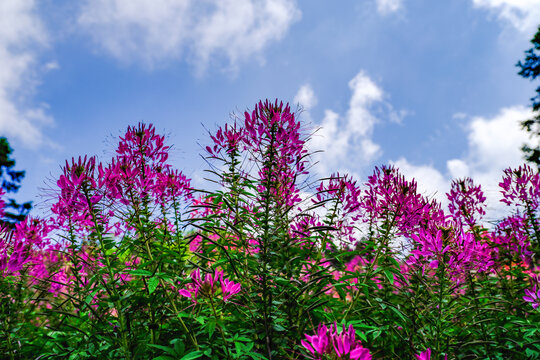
[517,25,540,166]
[0,137,31,225]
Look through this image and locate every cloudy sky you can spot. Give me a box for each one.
[2,0,539,219]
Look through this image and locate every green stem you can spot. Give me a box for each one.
[259,124,277,359]
[344,211,397,318]
[82,185,131,360]
[435,256,447,358]
[129,191,198,350]
[209,296,232,360]
[467,274,492,359]
[1,304,15,360]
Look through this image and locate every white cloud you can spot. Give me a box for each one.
[306,71,391,175]
[360,138,382,162]
[311,109,345,172]
[447,159,470,179]
[0,0,53,147]
[464,107,531,174]
[376,0,403,15]
[391,106,534,219]
[297,78,533,222]
[44,61,59,71]
[453,112,467,120]
[471,0,540,33]
[78,0,301,70]
[448,106,534,216]
[294,84,317,111]
[387,106,407,124]
[347,72,383,136]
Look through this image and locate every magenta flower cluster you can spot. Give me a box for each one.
[179,268,241,303]
[207,100,308,209]
[409,229,493,284]
[360,166,445,237]
[314,173,363,246]
[447,177,486,229]
[500,164,540,210]
[52,123,192,235]
[301,323,372,360]
[524,283,540,310]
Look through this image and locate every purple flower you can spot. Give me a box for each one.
[301,322,371,359]
[361,166,445,238]
[415,348,431,360]
[301,323,331,357]
[409,229,493,284]
[314,173,363,246]
[221,277,241,302]
[447,177,486,229]
[500,164,540,210]
[524,284,540,310]
[179,268,241,303]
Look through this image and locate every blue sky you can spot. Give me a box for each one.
[1,0,539,219]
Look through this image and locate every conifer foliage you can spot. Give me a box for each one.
[518,25,540,166]
[0,137,31,226]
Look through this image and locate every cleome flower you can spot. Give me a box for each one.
[179,268,241,303]
[447,177,486,229]
[301,322,371,360]
[415,348,448,360]
[415,348,431,360]
[523,284,540,310]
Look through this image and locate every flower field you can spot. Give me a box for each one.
[1,100,539,359]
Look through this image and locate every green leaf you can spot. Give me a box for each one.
[234,341,244,355]
[148,276,160,294]
[388,305,408,324]
[383,269,395,283]
[206,318,216,337]
[85,289,99,305]
[172,339,185,356]
[247,352,269,360]
[148,344,177,355]
[126,269,153,276]
[180,351,203,360]
[195,316,207,325]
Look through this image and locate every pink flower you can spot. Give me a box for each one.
[314,174,363,246]
[301,323,331,356]
[447,177,486,229]
[179,268,241,303]
[416,348,431,360]
[0,229,30,276]
[524,284,540,310]
[408,229,493,284]
[221,277,241,302]
[206,100,309,209]
[500,164,540,210]
[361,166,445,237]
[416,349,449,360]
[301,322,371,360]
